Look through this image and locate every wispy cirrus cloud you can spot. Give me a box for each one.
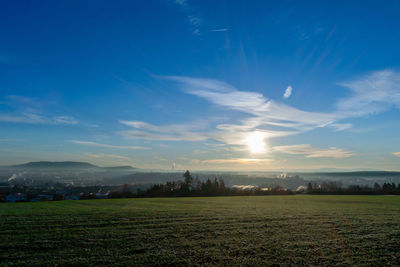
[119,69,400,156]
[70,140,150,150]
[0,113,78,125]
[164,70,400,131]
[119,119,210,142]
[164,75,337,133]
[174,0,202,35]
[0,113,45,124]
[272,144,355,158]
[0,95,79,125]
[118,77,328,148]
[337,69,400,117]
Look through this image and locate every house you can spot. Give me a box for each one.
[30,194,54,202]
[6,193,27,203]
[56,190,69,196]
[64,194,80,200]
[39,194,54,201]
[0,184,11,193]
[296,185,307,193]
[95,192,109,199]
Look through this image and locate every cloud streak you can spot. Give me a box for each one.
[209,28,229,32]
[272,144,355,158]
[70,140,149,150]
[0,113,79,125]
[174,0,202,35]
[119,120,210,141]
[0,95,79,125]
[200,158,272,164]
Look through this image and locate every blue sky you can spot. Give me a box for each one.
[1,0,400,171]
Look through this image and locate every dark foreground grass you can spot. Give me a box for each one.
[1,195,400,266]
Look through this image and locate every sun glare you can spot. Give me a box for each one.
[246,131,266,154]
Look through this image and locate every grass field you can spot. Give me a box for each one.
[1,196,400,266]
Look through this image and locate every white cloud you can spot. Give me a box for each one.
[393,152,400,157]
[272,144,355,158]
[70,140,149,150]
[53,116,78,125]
[119,120,162,132]
[330,123,352,131]
[283,85,292,99]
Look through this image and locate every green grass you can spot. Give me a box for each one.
[1,195,400,266]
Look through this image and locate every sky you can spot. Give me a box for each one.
[1,0,400,171]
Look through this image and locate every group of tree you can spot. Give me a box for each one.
[133,171,293,198]
[306,181,400,195]
[110,171,400,198]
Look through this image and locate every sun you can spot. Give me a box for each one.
[246,131,266,154]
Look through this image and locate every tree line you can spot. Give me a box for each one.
[110,170,292,198]
[306,181,400,195]
[110,171,400,198]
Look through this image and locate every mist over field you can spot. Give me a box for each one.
[2,161,400,191]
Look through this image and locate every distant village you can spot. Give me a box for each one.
[2,170,400,203]
[0,182,111,203]
[0,179,288,203]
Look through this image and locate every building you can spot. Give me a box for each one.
[95,192,109,199]
[30,194,54,202]
[6,193,27,203]
[64,194,80,200]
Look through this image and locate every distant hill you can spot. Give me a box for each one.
[13,161,99,168]
[103,166,136,170]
